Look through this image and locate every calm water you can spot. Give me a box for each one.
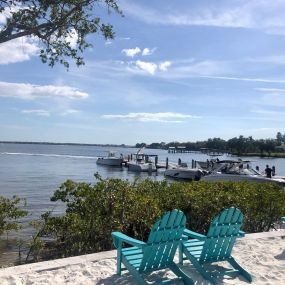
[0,143,285,263]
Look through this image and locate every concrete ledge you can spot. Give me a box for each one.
[243,229,285,240]
[0,230,284,277]
[0,250,116,277]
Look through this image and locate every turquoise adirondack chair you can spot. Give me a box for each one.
[112,209,194,285]
[281,217,285,229]
[179,207,252,284]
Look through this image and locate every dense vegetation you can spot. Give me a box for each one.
[26,175,285,261]
[136,132,285,156]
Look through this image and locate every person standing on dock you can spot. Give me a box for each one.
[265,165,272,178]
[272,166,276,176]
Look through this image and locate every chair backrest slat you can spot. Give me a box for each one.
[139,210,186,272]
[200,207,243,263]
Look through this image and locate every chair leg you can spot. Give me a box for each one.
[170,263,194,285]
[228,257,252,283]
[117,247,122,275]
[179,243,184,265]
[122,259,148,285]
[183,250,217,284]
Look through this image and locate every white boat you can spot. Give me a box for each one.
[164,162,205,180]
[128,161,156,172]
[96,151,123,166]
[164,167,204,180]
[127,153,157,172]
[196,158,224,170]
[201,161,285,186]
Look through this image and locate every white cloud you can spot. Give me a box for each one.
[21,108,81,117]
[121,0,285,35]
[118,37,131,40]
[0,6,39,64]
[65,29,78,48]
[0,6,19,24]
[0,37,39,64]
[247,55,285,65]
[61,109,80,116]
[105,40,113,45]
[82,58,227,79]
[159,61,172,71]
[156,60,232,79]
[254,88,285,107]
[0,10,8,24]
[102,112,200,122]
[255,88,285,93]
[251,108,285,116]
[142,47,156,56]
[135,60,157,75]
[200,76,285,84]
[121,47,141,57]
[22,109,50,117]
[0,81,89,100]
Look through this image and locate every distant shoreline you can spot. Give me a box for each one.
[0,141,133,148]
[1,142,285,158]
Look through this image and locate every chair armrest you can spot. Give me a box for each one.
[112,232,146,248]
[183,229,206,241]
[182,234,188,241]
[238,230,245,237]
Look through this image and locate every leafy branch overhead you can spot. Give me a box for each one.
[0,0,122,68]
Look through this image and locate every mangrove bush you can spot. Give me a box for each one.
[30,176,285,260]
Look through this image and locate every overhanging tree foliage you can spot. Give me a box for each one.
[0,0,121,68]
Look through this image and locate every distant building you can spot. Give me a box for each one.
[168,146,188,153]
[275,145,285,152]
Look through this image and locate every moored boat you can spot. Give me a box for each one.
[127,153,157,172]
[96,151,123,166]
[164,167,204,180]
[164,161,205,180]
[201,160,285,186]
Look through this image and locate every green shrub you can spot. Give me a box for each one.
[32,176,285,259]
[0,196,28,236]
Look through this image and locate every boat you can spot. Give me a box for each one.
[196,158,222,170]
[164,162,205,181]
[127,153,157,172]
[200,160,285,186]
[96,151,123,166]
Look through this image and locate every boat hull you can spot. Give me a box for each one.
[201,173,285,185]
[164,168,203,180]
[96,158,123,166]
[128,162,156,172]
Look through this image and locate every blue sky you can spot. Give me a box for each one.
[1,0,285,144]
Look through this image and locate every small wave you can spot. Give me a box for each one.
[0,152,98,160]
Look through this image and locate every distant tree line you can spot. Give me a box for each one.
[136,132,285,155]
